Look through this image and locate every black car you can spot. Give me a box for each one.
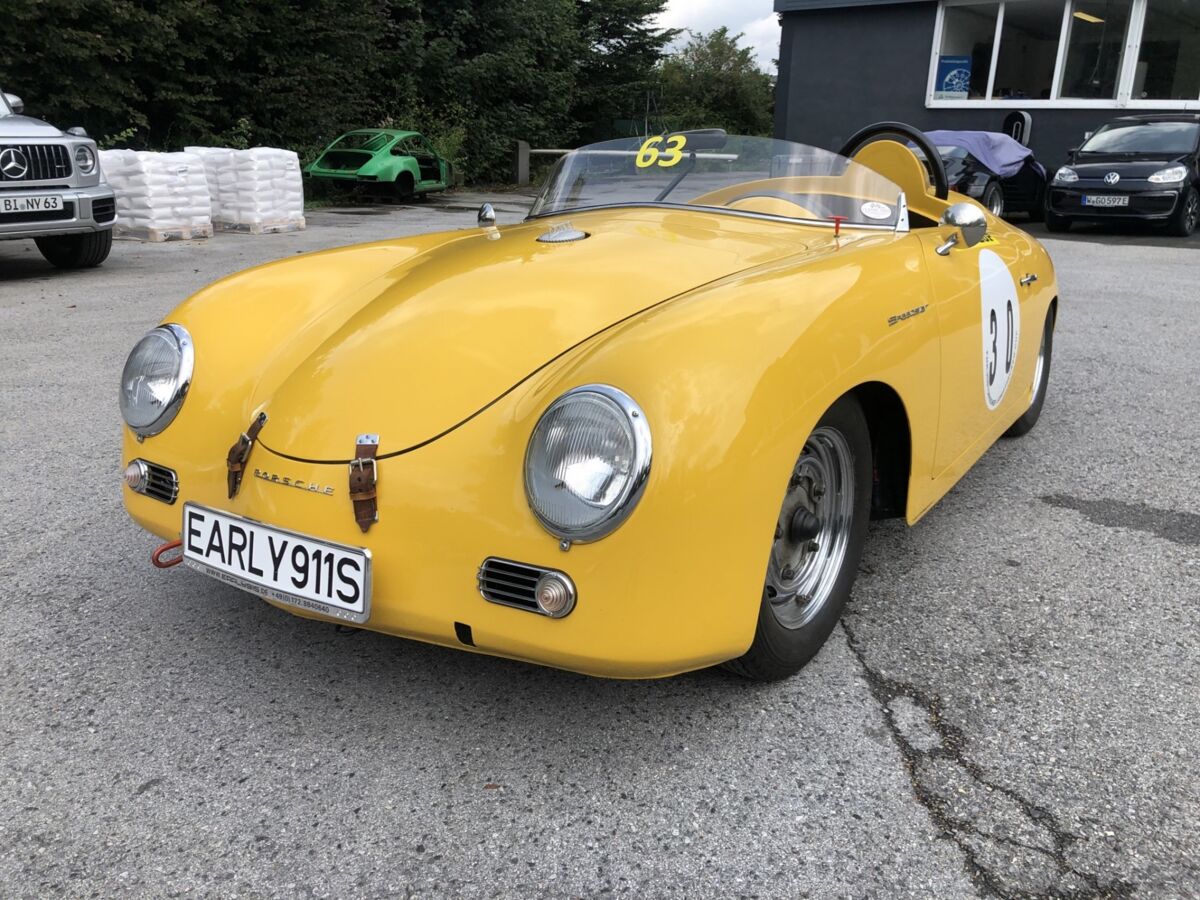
[926,130,1047,220]
[1046,114,1200,236]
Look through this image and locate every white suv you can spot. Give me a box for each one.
[1,90,115,268]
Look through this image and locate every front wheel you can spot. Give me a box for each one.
[1167,185,1198,237]
[724,396,873,681]
[35,229,113,269]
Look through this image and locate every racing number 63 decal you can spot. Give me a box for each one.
[978,248,1021,410]
[636,135,688,168]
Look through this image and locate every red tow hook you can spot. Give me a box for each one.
[151,539,184,569]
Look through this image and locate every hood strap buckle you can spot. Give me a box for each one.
[225,412,268,499]
[349,434,380,533]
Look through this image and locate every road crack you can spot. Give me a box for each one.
[842,619,1135,899]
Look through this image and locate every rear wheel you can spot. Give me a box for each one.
[724,396,873,681]
[35,229,113,269]
[1167,185,1198,237]
[1004,305,1054,438]
[393,172,415,202]
[983,181,1005,218]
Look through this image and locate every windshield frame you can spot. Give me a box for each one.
[0,93,11,117]
[526,134,911,234]
[1080,121,1200,156]
[330,130,399,152]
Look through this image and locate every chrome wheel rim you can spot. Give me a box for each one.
[1029,324,1047,408]
[1186,192,1199,233]
[988,190,1004,217]
[765,427,855,630]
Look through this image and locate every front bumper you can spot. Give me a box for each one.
[121,423,760,680]
[0,182,116,240]
[1047,185,1181,222]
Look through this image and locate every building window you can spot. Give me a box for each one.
[935,3,1001,98]
[928,0,1200,107]
[1059,0,1134,98]
[1134,0,1200,100]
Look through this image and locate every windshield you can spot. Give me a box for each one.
[331,131,395,152]
[529,134,907,230]
[1081,121,1200,155]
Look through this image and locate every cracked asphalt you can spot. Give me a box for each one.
[1,194,1197,898]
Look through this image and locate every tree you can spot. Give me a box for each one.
[657,27,774,136]
[572,0,677,142]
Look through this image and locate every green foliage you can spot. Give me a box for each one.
[0,2,775,183]
[658,28,775,137]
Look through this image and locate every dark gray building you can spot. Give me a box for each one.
[774,0,1200,167]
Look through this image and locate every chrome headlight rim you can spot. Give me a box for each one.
[120,323,194,438]
[523,384,652,544]
[74,144,96,175]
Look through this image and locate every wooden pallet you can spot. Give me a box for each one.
[213,218,306,235]
[113,223,213,242]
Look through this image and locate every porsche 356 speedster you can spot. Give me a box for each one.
[119,123,1058,681]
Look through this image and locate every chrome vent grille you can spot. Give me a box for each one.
[477,558,549,612]
[0,144,72,182]
[137,460,179,504]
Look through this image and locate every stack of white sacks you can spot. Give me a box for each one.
[185,146,305,234]
[99,150,213,241]
[98,146,305,241]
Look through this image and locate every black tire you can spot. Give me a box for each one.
[393,172,415,201]
[1044,210,1071,233]
[1004,305,1054,438]
[982,181,1005,219]
[724,395,873,682]
[1166,184,1199,237]
[34,229,113,269]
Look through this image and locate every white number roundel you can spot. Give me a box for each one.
[978,249,1020,409]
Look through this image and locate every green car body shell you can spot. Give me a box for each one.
[305,129,450,195]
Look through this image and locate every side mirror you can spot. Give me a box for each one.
[4,93,24,115]
[67,126,89,137]
[935,202,988,256]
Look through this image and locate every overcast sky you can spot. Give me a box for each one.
[655,1,780,73]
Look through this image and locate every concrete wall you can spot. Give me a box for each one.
[774,3,1195,169]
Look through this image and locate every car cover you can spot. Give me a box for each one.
[925,130,1046,180]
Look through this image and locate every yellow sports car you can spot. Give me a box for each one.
[119,123,1057,681]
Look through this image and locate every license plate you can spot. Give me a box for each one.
[0,195,64,214]
[1082,195,1129,207]
[182,504,371,623]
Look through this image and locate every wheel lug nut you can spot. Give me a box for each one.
[781,567,795,580]
[808,541,820,552]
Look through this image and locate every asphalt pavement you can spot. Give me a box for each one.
[1,196,1197,898]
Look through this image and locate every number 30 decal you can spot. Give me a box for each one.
[636,135,688,168]
[978,249,1021,410]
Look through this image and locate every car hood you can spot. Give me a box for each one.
[0,115,64,138]
[256,209,816,462]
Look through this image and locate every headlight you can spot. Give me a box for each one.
[74,144,96,175]
[1053,166,1078,184]
[119,324,194,437]
[1148,165,1188,184]
[524,385,651,543]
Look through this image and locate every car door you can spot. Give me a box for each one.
[410,137,443,187]
[917,228,1028,476]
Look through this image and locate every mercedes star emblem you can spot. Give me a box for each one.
[0,147,30,179]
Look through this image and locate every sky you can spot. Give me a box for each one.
[655,0,780,73]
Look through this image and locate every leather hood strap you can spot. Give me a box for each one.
[349,435,379,533]
[225,412,267,499]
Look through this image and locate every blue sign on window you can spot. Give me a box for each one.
[935,56,973,99]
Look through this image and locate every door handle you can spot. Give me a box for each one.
[1020,273,1038,287]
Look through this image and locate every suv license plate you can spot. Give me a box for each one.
[0,195,64,213]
